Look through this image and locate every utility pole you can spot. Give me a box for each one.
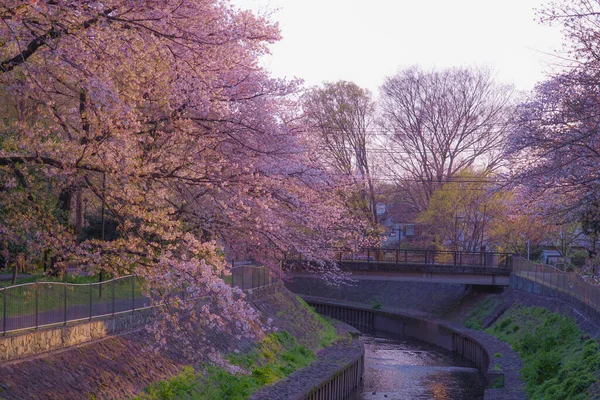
[480,204,487,250]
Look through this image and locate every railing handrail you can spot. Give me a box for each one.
[513,255,599,311]
[285,248,513,271]
[0,265,276,336]
[0,274,137,291]
[333,247,512,256]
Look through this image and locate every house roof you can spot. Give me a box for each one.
[379,202,419,225]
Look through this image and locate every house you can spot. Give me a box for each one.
[376,202,422,248]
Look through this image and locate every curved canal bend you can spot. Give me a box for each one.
[301,299,494,399]
[348,331,486,400]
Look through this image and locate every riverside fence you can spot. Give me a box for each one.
[512,256,600,312]
[0,264,274,335]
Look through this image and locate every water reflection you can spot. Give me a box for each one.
[347,334,485,400]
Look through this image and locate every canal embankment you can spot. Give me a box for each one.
[287,273,600,399]
[0,282,362,399]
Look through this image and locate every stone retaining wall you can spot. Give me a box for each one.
[303,297,524,400]
[0,309,153,362]
[0,281,283,363]
[285,276,469,316]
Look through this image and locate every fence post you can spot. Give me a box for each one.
[241,265,245,290]
[112,278,115,316]
[89,282,92,321]
[542,267,545,286]
[132,276,136,312]
[35,283,39,329]
[3,288,5,335]
[64,283,67,326]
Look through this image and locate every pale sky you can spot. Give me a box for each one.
[230,0,565,95]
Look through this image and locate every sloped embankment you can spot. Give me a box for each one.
[461,288,600,400]
[0,283,337,399]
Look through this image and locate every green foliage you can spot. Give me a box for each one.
[486,306,600,399]
[488,375,504,389]
[417,168,507,251]
[295,296,339,347]
[370,299,382,310]
[464,297,498,330]
[80,214,121,242]
[569,249,588,268]
[136,331,315,400]
[136,297,341,400]
[139,367,198,399]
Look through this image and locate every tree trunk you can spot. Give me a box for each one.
[0,239,8,271]
[75,189,83,235]
[43,250,49,272]
[11,254,23,285]
[11,263,17,285]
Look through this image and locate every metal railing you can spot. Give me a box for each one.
[0,264,275,335]
[288,248,513,269]
[229,263,276,290]
[512,257,600,312]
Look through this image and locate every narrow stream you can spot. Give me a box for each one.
[347,333,486,400]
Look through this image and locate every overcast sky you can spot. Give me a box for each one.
[230,0,566,95]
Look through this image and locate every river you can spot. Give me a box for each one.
[347,333,486,400]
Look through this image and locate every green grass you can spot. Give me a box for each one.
[295,296,339,347]
[135,296,341,400]
[370,299,383,310]
[486,306,600,399]
[0,272,108,287]
[464,296,499,330]
[0,274,144,318]
[488,375,505,389]
[135,331,316,400]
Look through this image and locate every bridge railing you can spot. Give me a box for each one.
[512,257,600,311]
[326,248,512,268]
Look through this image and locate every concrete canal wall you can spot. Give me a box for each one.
[303,296,525,400]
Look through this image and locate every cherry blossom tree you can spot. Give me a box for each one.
[507,1,600,221]
[0,0,360,363]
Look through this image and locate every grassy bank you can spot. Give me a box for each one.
[134,298,339,400]
[481,305,599,399]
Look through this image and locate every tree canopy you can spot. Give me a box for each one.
[0,0,361,362]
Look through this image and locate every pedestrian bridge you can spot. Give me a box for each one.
[286,248,513,286]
